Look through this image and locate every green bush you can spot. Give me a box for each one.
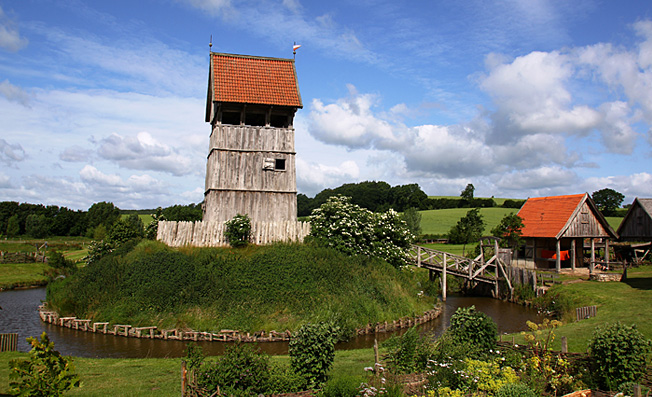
[309,195,413,268]
[266,363,306,394]
[289,322,338,387]
[224,214,251,248]
[9,332,80,396]
[588,322,652,390]
[383,326,436,374]
[495,382,537,397]
[448,305,497,351]
[198,343,270,395]
[321,375,362,397]
[47,251,76,272]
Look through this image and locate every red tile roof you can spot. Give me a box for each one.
[209,53,302,108]
[517,194,586,238]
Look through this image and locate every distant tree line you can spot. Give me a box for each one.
[297,181,525,217]
[0,201,203,239]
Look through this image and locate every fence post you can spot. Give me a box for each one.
[561,336,568,353]
[181,360,187,397]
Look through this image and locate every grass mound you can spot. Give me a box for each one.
[46,241,434,334]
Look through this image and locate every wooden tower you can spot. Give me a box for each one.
[203,52,303,223]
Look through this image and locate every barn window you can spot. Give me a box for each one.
[222,111,241,125]
[246,112,266,126]
[275,158,286,171]
[270,114,289,128]
[263,158,286,171]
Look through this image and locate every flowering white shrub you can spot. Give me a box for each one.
[309,196,414,268]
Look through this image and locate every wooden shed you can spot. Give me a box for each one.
[203,52,302,223]
[617,198,652,242]
[516,193,618,272]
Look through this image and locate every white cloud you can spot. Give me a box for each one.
[96,132,194,176]
[60,145,93,163]
[584,172,652,203]
[0,6,28,52]
[0,138,26,166]
[296,158,359,196]
[0,80,30,106]
[0,172,10,188]
[79,165,124,187]
[495,166,578,190]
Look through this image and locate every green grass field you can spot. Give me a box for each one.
[0,262,51,289]
[0,346,374,396]
[509,265,652,353]
[419,207,518,236]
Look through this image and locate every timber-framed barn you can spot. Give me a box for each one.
[516,193,618,272]
[203,52,303,223]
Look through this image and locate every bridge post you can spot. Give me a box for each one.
[442,253,447,302]
[494,239,500,298]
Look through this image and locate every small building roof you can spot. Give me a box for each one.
[518,194,585,238]
[517,193,617,239]
[616,198,652,240]
[208,52,302,108]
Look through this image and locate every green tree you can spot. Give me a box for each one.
[9,332,80,396]
[25,214,50,238]
[448,208,485,254]
[86,201,120,232]
[401,207,422,237]
[461,183,475,201]
[6,214,20,237]
[309,196,414,268]
[107,214,144,245]
[592,188,625,216]
[491,213,524,249]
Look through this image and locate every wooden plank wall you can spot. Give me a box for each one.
[203,191,297,223]
[157,220,310,247]
[619,203,652,240]
[563,201,610,238]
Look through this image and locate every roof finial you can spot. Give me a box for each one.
[209,35,213,52]
[293,41,301,60]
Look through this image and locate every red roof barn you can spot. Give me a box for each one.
[517,193,617,272]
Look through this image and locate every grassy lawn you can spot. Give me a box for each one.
[0,262,51,289]
[420,207,517,236]
[0,348,375,396]
[510,265,652,353]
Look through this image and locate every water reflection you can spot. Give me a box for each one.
[0,288,543,358]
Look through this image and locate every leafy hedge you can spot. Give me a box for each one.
[46,240,433,333]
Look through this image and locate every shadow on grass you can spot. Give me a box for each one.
[623,277,652,290]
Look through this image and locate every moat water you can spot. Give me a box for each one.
[0,287,544,358]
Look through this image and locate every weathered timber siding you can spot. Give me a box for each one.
[561,201,610,238]
[157,220,310,247]
[203,123,298,223]
[209,124,295,152]
[203,191,297,223]
[618,200,652,240]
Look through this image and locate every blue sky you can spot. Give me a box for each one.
[1,0,652,210]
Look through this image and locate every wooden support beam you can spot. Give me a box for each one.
[442,252,447,302]
[556,239,561,273]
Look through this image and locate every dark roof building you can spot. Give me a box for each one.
[617,198,652,242]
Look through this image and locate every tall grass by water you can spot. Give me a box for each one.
[46,241,435,334]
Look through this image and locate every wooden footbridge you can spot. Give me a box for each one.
[408,238,514,301]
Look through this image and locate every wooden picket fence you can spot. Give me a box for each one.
[576,305,597,321]
[0,333,18,352]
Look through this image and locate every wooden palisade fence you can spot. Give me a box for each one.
[157,220,311,247]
